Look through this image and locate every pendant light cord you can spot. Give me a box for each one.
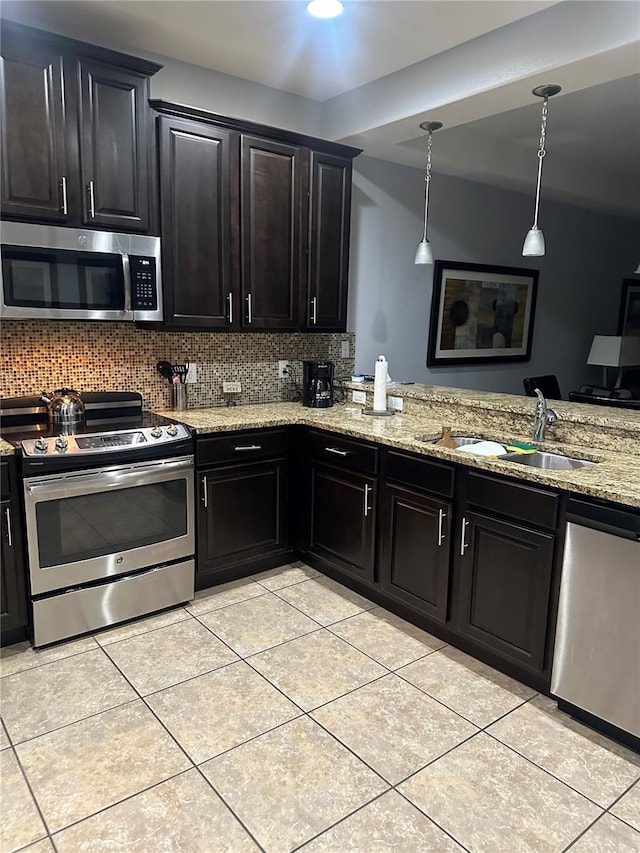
[420,131,433,242]
[531,97,549,230]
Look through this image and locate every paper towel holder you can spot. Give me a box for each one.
[362,406,395,417]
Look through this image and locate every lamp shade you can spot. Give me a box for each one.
[587,335,640,368]
[414,240,433,265]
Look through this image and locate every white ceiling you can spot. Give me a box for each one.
[2,0,639,218]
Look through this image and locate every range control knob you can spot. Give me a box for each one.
[34,438,49,453]
[150,426,163,439]
[54,436,69,453]
[166,424,179,436]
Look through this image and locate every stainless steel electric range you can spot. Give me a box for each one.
[1,393,195,647]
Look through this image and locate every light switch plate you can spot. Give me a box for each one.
[278,360,289,379]
[352,390,367,404]
[388,395,404,411]
[341,340,350,358]
[223,381,241,394]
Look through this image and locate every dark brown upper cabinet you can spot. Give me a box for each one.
[0,22,160,233]
[151,100,361,332]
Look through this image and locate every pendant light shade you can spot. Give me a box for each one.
[634,262,640,274]
[522,84,561,258]
[415,121,443,265]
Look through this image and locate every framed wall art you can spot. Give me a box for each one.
[617,278,640,339]
[427,260,539,366]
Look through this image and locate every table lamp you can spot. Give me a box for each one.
[587,335,640,389]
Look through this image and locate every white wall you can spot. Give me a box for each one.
[349,155,639,395]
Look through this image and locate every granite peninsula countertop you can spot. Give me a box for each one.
[0,438,15,457]
[154,400,640,510]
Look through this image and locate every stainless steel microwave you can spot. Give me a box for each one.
[1,222,163,321]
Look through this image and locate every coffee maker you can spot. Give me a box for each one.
[302,361,334,408]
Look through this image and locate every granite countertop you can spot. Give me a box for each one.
[155,401,640,510]
[0,438,15,457]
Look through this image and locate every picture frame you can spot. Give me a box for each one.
[427,260,539,366]
[617,278,640,339]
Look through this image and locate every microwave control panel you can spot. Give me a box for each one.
[130,256,158,311]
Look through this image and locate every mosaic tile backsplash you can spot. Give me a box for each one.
[1,321,356,410]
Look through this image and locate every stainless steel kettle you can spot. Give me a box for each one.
[41,388,86,434]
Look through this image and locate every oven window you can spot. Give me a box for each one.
[35,479,187,568]
[2,246,125,310]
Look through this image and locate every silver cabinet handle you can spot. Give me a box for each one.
[364,483,373,517]
[201,476,208,508]
[325,447,349,457]
[87,180,96,218]
[460,516,469,556]
[4,507,12,548]
[311,296,318,325]
[227,292,233,324]
[437,508,447,547]
[60,176,68,215]
[246,293,252,324]
[234,445,262,452]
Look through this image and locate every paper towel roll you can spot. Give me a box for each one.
[373,355,388,412]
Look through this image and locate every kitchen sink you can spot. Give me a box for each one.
[415,435,484,446]
[502,451,596,470]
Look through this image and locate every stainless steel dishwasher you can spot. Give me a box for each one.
[551,497,640,746]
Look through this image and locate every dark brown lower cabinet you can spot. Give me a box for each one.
[1,459,28,646]
[380,483,451,623]
[197,458,288,583]
[306,463,375,584]
[455,509,555,673]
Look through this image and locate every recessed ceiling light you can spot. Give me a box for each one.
[307,0,344,19]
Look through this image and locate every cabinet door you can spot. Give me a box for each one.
[1,499,28,645]
[380,484,451,623]
[78,58,150,231]
[0,36,69,222]
[198,459,287,577]
[306,151,352,330]
[308,463,375,583]
[456,510,554,672]
[240,135,303,329]
[159,117,237,329]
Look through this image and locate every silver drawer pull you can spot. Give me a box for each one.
[311,296,318,325]
[460,517,469,556]
[227,292,233,324]
[234,444,262,451]
[438,508,447,546]
[87,180,96,218]
[60,176,68,215]
[246,293,253,324]
[325,447,349,456]
[201,476,208,508]
[5,507,12,548]
[363,483,373,517]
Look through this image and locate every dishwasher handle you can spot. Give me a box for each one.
[567,497,640,541]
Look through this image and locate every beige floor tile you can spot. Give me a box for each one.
[146,661,300,764]
[253,563,320,590]
[186,578,266,616]
[300,790,464,851]
[199,593,320,656]
[0,636,98,679]
[22,840,55,853]
[398,645,536,727]
[569,814,640,852]
[0,749,48,852]
[15,700,190,832]
[275,576,375,626]
[399,733,602,852]
[611,781,640,831]
[201,716,388,853]
[53,768,259,852]
[1,720,10,749]
[249,630,386,711]
[488,694,640,807]
[329,606,446,669]
[1,650,136,743]
[103,619,238,695]
[312,674,477,784]
[93,606,190,646]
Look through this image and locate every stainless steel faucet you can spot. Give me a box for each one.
[532,388,558,441]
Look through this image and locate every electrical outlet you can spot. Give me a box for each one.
[278,360,290,379]
[185,363,197,384]
[388,395,404,411]
[341,340,350,358]
[222,381,241,394]
[352,390,367,404]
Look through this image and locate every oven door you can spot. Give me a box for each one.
[23,456,194,595]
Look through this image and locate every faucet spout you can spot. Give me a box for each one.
[532,388,558,441]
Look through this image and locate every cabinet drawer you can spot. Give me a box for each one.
[197,429,289,466]
[386,450,454,498]
[0,459,10,500]
[465,471,558,530]
[307,430,378,475]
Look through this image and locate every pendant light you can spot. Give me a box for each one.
[634,262,640,274]
[522,84,561,257]
[307,0,343,18]
[415,121,443,265]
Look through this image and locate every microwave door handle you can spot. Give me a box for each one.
[121,254,133,318]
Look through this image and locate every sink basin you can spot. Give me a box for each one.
[415,435,484,447]
[502,451,595,470]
